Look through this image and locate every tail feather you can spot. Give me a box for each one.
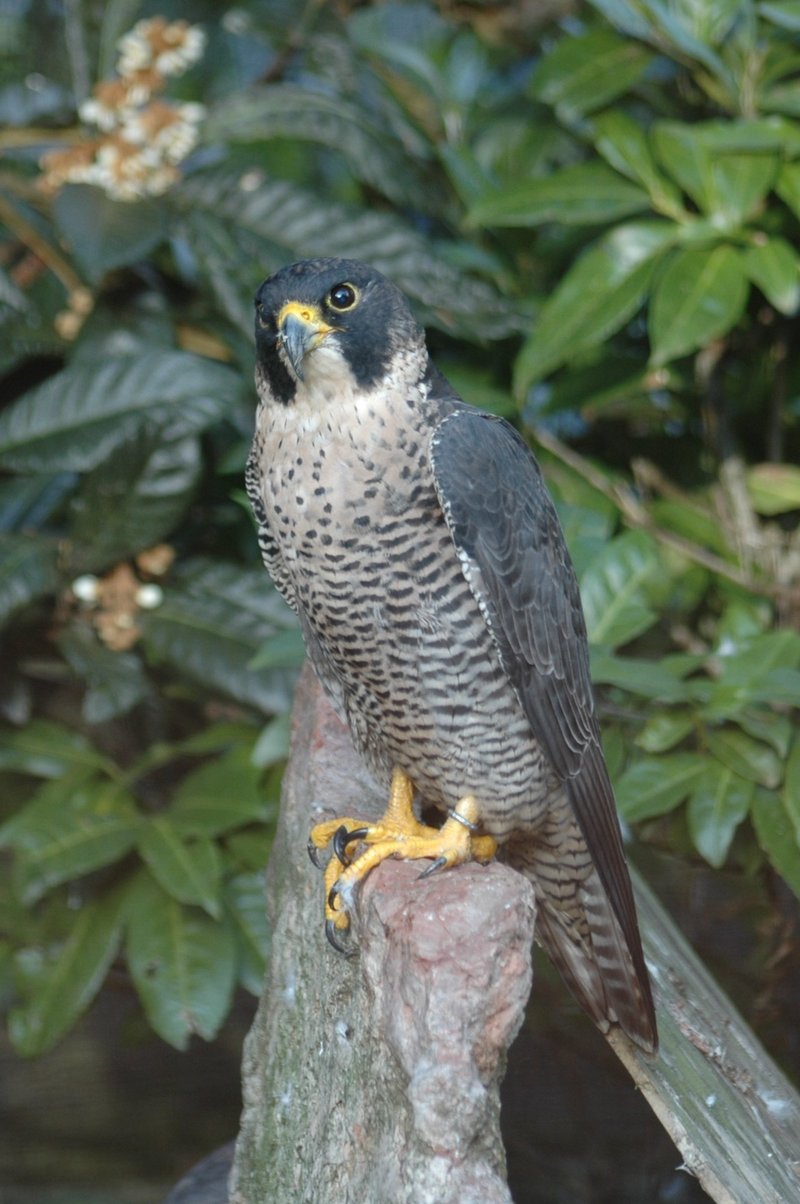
[505,797,657,1054]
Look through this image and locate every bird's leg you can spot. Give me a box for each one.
[308,766,498,952]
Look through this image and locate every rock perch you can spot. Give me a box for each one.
[228,666,536,1204]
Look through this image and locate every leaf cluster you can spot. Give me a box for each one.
[543,446,800,890]
[0,718,284,1052]
[1,0,799,1054]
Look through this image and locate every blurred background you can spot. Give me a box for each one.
[1,1,799,1199]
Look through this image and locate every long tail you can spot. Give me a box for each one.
[504,795,657,1054]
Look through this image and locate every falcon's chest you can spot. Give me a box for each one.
[256,389,443,605]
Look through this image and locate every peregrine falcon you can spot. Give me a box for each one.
[248,258,657,1054]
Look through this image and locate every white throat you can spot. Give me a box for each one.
[269,333,429,428]
[287,339,364,413]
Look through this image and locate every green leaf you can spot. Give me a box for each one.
[138,819,222,918]
[715,600,769,645]
[0,534,60,625]
[141,559,298,716]
[0,265,28,312]
[752,789,800,900]
[652,122,781,219]
[172,722,258,756]
[225,828,273,872]
[547,463,619,526]
[249,626,306,671]
[705,728,783,787]
[649,498,732,556]
[168,746,271,837]
[782,737,800,838]
[435,363,516,418]
[204,85,432,213]
[593,0,734,83]
[0,353,240,473]
[555,501,616,578]
[718,628,800,680]
[591,111,685,215]
[616,753,708,821]
[0,719,110,778]
[580,530,666,648]
[601,726,626,782]
[648,245,749,366]
[536,359,658,430]
[687,764,753,867]
[709,152,780,225]
[58,624,150,725]
[746,462,800,514]
[776,161,800,218]
[705,629,800,715]
[8,886,128,1056]
[0,472,74,534]
[758,1,800,29]
[53,185,167,283]
[171,205,254,334]
[587,0,659,40]
[467,163,652,228]
[636,712,695,752]
[736,711,793,759]
[172,168,522,341]
[0,775,141,904]
[67,429,203,573]
[665,0,744,47]
[531,27,654,119]
[126,875,237,1049]
[224,871,269,995]
[348,4,452,98]
[251,713,291,769]
[659,114,796,162]
[736,666,800,705]
[590,651,689,701]
[514,222,675,388]
[652,122,716,211]
[97,0,145,75]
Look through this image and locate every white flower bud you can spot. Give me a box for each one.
[136,584,164,609]
[72,575,99,602]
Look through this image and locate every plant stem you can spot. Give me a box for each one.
[533,426,799,607]
[63,0,91,103]
[0,191,86,297]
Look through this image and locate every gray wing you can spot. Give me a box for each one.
[429,408,654,1033]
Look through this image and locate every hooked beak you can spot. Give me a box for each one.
[276,302,334,381]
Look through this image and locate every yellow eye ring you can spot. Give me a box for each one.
[327,282,359,312]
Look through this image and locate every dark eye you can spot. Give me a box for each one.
[327,283,358,312]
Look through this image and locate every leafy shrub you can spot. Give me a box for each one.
[0,0,798,1053]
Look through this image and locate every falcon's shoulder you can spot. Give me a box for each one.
[245,440,298,613]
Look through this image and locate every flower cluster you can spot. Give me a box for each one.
[70,545,173,651]
[117,16,206,77]
[40,18,206,202]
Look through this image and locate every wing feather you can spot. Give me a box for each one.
[430,408,656,1049]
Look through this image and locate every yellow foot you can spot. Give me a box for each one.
[308,766,497,954]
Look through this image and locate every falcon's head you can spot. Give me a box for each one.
[254,258,427,408]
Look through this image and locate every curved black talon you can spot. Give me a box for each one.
[333,824,369,866]
[325,917,357,957]
[418,855,448,880]
[307,839,324,869]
